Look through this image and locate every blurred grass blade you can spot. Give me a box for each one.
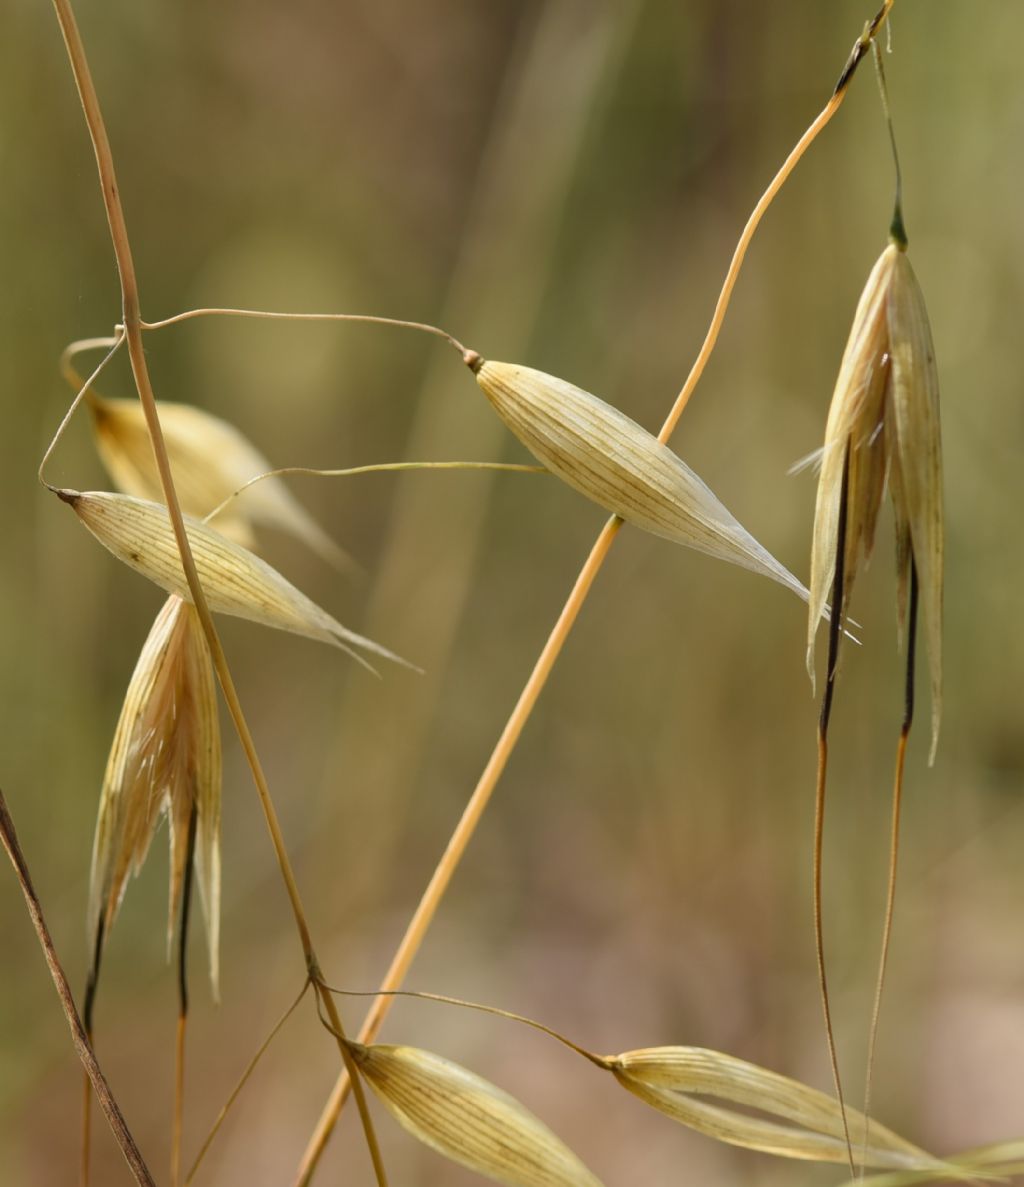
[89,392,354,569]
[470,358,808,600]
[610,1047,951,1172]
[350,1043,604,1187]
[56,489,412,671]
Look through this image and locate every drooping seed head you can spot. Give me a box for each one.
[57,489,413,673]
[89,595,222,994]
[807,243,943,757]
[471,357,808,602]
[609,1046,946,1171]
[351,1042,604,1187]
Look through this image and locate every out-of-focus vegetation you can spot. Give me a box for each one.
[3,2,1023,1183]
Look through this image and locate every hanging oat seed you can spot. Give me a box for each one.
[466,354,808,601]
[55,489,411,671]
[609,1046,946,1172]
[804,227,945,1179]
[807,241,943,755]
[350,1042,604,1187]
[88,594,222,994]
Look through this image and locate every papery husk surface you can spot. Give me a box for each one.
[352,1043,604,1187]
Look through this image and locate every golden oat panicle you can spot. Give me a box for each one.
[56,489,413,673]
[350,1042,604,1187]
[89,594,222,992]
[468,355,808,601]
[609,1046,946,1172]
[89,391,353,568]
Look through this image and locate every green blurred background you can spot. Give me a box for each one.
[3,1,1024,1183]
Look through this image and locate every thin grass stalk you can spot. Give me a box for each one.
[80,918,104,1187]
[294,51,871,1185]
[203,463,545,526]
[324,985,611,1070]
[185,980,312,1186]
[142,308,468,355]
[862,564,919,1170]
[172,808,199,1187]
[48,4,388,1182]
[814,450,856,1176]
[0,790,155,1187]
[40,333,124,489]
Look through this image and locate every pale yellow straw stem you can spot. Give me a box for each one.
[293,81,853,1187]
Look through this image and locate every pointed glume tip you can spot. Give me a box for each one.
[54,487,81,506]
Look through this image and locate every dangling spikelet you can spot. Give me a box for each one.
[89,595,222,992]
[608,1046,947,1172]
[466,354,808,601]
[88,392,352,568]
[55,489,412,672]
[807,242,943,756]
[349,1042,604,1187]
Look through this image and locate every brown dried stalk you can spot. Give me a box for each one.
[0,789,155,1187]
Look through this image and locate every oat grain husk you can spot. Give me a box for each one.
[57,489,411,671]
[350,1042,603,1187]
[89,595,222,992]
[807,242,943,757]
[611,1046,951,1173]
[470,356,808,601]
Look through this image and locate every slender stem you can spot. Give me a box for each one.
[49,4,388,1182]
[871,40,906,248]
[293,63,867,1187]
[80,916,105,1187]
[0,790,155,1186]
[141,307,469,359]
[185,980,312,1185]
[292,515,621,1186]
[658,91,846,443]
[833,0,896,97]
[203,462,546,526]
[173,808,199,1187]
[40,332,124,488]
[814,450,856,1177]
[862,563,918,1170]
[323,982,611,1070]
[59,334,122,389]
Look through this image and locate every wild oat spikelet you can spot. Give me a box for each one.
[89,595,222,992]
[609,1046,945,1172]
[350,1043,604,1187]
[466,353,808,601]
[56,489,412,672]
[807,241,943,757]
[88,392,352,568]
